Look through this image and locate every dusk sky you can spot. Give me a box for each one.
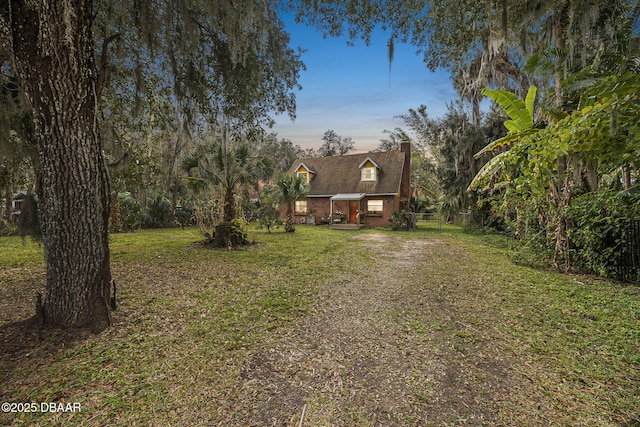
[272,13,459,153]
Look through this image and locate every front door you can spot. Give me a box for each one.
[349,200,359,223]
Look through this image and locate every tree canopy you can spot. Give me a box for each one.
[319,129,356,157]
[0,0,306,331]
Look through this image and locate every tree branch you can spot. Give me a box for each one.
[95,32,121,100]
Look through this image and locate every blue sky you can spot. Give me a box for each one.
[272,14,459,153]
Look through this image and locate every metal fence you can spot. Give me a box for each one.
[619,219,640,283]
[412,212,442,231]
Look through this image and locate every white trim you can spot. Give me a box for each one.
[296,170,310,183]
[295,162,315,183]
[295,162,315,174]
[360,166,377,181]
[358,157,380,169]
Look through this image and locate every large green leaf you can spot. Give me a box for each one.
[525,86,537,120]
[483,88,534,132]
[467,151,509,192]
[469,87,539,194]
[474,134,519,159]
[474,86,537,160]
[473,128,537,159]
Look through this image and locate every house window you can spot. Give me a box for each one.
[361,167,377,181]
[297,171,309,183]
[367,199,383,213]
[295,200,307,214]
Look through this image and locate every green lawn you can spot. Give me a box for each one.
[1,225,638,426]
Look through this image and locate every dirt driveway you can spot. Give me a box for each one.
[220,234,530,426]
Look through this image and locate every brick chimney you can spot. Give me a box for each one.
[400,141,411,209]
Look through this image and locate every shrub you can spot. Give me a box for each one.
[230,218,249,243]
[174,206,194,228]
[257,214,282,233]
[391,210,414,231]
[117,192,142,231]
[0,218,18,237]
[254,184,283,233]
[566,190,640,279]
[144,195,175,228]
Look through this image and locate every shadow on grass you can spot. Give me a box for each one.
[0,315,90,362]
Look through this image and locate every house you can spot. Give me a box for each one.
[11,190,28,221]
[284,142,411,228]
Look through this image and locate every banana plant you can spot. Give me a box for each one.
[467,86,538,192]
[475,86,537,157]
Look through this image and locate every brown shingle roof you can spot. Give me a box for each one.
[286,151,406,196]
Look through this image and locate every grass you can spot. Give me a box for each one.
[0,236,44,267]
[0,226,364,425]
[1,225,639,426]
[429,229,640,425]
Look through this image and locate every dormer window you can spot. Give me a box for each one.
[361,166,376,181]
[297,171,309,183]
[295,163,314,183]
[359,157,380,182]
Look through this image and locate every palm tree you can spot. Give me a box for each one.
[181,129,264,246]
[182,132,262,219]
[276,173,308,232]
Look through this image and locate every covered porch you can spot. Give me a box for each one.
[330,193,365,226]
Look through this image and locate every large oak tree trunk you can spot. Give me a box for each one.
[7,0,113,332]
